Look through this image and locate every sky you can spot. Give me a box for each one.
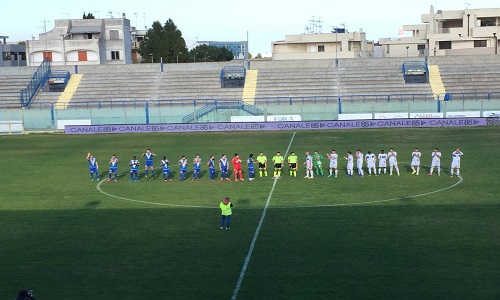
[1,0,499,55]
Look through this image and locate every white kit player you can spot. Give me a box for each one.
[355,149,365,177]
[428,148,442,176]
[327,150,339,178]
[365,151,377,176]
[411,147,422,175]
[304,151,314,179]
[378,150,388,175]
[388,148,400,176]
[344,151,354,177]
[450,148,463,177]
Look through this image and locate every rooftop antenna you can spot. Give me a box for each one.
[93,11,100,19]
[464,2,470,9]
[107,11,113,19]
[143,12,147,29]
[305,16,323,34]
[134,12,138,29]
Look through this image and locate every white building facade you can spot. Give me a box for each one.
[272,30,373,60]
[26,17,132,66]
[378,6,500,57]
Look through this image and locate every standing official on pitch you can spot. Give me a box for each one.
[288,151,298,177]
[219,197,233,230]
[272,151,284,178]
[257,152,268,177]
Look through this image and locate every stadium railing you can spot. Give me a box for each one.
[19,58,51,107]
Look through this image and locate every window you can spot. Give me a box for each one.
[474,40,487,47]
[111,51,120,60]
[318,45,325,52]
[418,44,426,55]
[386,44,390,54]
[78,51,88,61]
[479,18,496,27]
[85,33,93,39]
[110,30,119,40]
[439,41,452,50]
[2,52,10,61]
[42,51,53,62]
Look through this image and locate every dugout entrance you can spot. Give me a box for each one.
[220,66,246,88]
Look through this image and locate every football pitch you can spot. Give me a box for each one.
[1,126,499,299]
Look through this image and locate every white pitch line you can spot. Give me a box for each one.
[272,175,463,209]
[96,180,216,209]
[96,163,463,210]
[231,132,297,300]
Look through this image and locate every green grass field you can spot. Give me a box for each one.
[1,126,499,300]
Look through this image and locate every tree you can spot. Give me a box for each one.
[138,19,188,63]
[255,53,263,59]
[83,12,95,19]
[188,44,234,62]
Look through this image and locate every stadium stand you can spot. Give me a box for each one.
[438,62,500,95]
[337,58,433,96]
[254,67,338,98]
[2,55,500,109]
[0,75,32,108]
[155,70,243,100]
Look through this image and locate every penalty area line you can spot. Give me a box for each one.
[231,131,297,300]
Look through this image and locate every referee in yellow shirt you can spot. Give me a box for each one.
[272,152,284,178]
[256,152,268,177]
[288,151,298,177]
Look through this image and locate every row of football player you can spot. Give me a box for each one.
[339,147,463,178]
[86,147,463,182]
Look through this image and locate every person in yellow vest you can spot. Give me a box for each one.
[256,152,268,177]
[220,197,233,230]
[272,151,284,179]
[287,151,298,177]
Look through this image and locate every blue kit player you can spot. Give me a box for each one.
[219,154,230,181]
[141,149,156,178]
[193,154,202,180]
[178,156,188,181]
[207,155,216,181]
[86,152,100,181]
[129,156,140,182]
[160,156,172,181]
[107,154,119,182]
[247,154,255,181]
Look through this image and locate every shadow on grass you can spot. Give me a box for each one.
[85,200,101,208]
[1,204,499,300]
